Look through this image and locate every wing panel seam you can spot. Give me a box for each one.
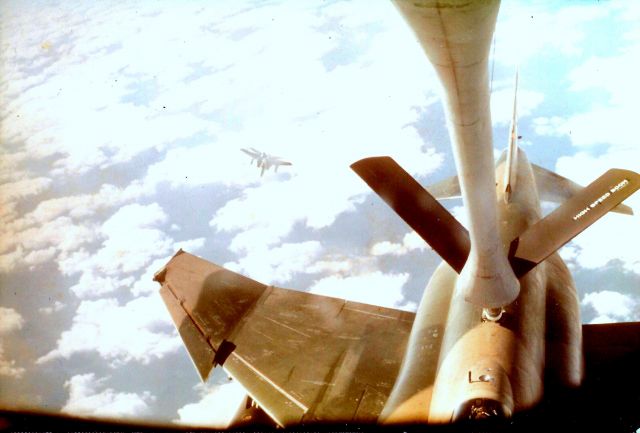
[230,352,309,413]
[164,281,217,355]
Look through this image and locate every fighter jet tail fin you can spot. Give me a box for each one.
[351,157,470,273]
[425,175,461,200]
[533,164,633,215]
[510,168,640,277]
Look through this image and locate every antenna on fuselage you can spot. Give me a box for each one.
[489,34,497,95]
[503,69,519,203]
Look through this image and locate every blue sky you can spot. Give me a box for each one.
[1,0,639,427]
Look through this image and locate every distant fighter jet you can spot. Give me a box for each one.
[241,147,292,176]
[155,0,640,429]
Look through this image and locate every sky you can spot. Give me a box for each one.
[1,0,639,428]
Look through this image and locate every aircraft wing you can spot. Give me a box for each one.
[241,148,259,157]
[583,321,640,368]
[581,322,640,411]
[557,322,640,430]
[154,250,414,426]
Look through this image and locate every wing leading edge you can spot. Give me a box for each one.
[154,250,414,426]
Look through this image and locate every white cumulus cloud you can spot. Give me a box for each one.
[490,84,545,126]
[175,381,246,428]
[62,373,155,419]
[532,116,569,137]
[0,177,52,224]
[0,307,25,334]
[0,343,25,379]
[224,241,324,285]
[371,231,428,256]
[0,182,151,275]
[39,301,65,315]
[211,147,442,255]
[59,203,178,298]
[582,290,638,324]
[494,3,604,67]
[309,271,413,311]
[38,293,180,365]
[0,307,26,378]
[131,239,206,296]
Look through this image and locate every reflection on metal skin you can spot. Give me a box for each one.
[453,398,506,422]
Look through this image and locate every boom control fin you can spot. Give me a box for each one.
[510,168,640,277]
[532,164,633,215]
[351,156,470,273]
[353,157,640,283]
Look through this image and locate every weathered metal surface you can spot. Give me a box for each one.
[156,250,414,426]
[160,284,216,381]
[392,0,520,310]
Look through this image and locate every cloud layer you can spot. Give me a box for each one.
[175,381,246,428]
[0,307,25,378]
[38,294,180,365]
[582,290,639,324]
[62,373,155,419]
[1,0,639,426]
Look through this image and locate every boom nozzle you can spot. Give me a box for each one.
[457,250,520,309]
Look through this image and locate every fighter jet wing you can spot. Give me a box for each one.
[582,321,640,369]
[565,322,640,430]
[241,148,259,157]
[154,250,414,427]
[581,321,640,408]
